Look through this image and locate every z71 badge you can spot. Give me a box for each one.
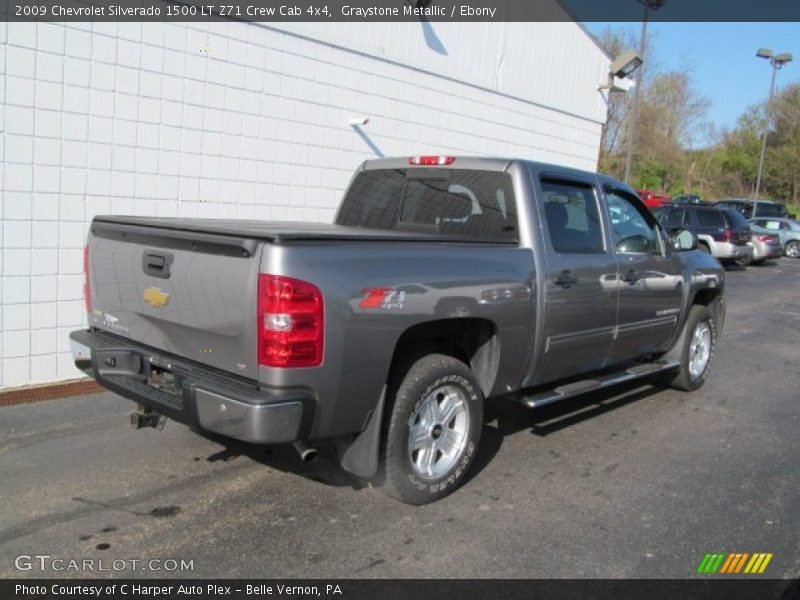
[360,288,406,310]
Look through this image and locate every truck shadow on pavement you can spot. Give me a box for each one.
[194,380,668,495]
[468,380,667,482]
[194,430,370,491]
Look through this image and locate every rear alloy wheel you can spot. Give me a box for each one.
[660,304,717,392]
[785,240,800,258]
[379,354,483,505]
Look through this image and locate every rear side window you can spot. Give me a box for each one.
[663,208,690,229]
[541,180,604,254]
[723,209,749,228]
[755,203,786,217]
[696,209,726,228]
[336,169,518,241]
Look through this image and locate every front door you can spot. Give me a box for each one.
[535,176,618,385]
[604,187,683,364]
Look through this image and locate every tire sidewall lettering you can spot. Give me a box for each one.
[405,374,479,494]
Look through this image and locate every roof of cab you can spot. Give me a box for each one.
[359,156,637,198]
[362,156,514,172]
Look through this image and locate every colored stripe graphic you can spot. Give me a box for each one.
[700,553,774,574]
[697,554,712,573]
[759,554,773,573]
[719,554,735,574]
[700,553,726,573]
[734,553,750,573]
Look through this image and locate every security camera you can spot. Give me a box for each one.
[348,117,370,126]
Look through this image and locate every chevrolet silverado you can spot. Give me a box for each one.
[71,156,725,504]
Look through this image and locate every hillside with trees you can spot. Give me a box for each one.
[598,27,800,208]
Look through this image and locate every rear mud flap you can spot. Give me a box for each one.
[338,387,386,479]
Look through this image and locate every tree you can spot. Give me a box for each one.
[595,29,798,205]
[765,83,800,202]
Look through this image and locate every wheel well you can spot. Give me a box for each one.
[692,287,724,328]
[389,318,499,396]
[692,288,721,307]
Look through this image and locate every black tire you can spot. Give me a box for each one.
[378,353,483,505]
[661,304,717,392]
[735,253,752,267]
[698,241,711,254]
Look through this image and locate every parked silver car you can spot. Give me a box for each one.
[745,224,783,264]
[747,217,800,258]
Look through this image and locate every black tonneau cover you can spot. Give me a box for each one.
[91,216,515,246]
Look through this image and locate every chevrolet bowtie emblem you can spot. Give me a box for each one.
[143,287,170,308]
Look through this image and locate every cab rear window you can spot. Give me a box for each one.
[335,169,518,242]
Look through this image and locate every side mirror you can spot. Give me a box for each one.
[671,229,697,251]
[617,234,651,254]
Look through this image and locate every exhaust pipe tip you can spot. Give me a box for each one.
[292,441,318,463]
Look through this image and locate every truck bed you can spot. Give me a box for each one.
[91,216,516,245]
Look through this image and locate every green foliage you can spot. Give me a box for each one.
[597,32,799,204]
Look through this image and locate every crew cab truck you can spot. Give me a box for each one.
[71,156,725,505]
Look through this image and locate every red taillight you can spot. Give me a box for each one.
[722,229,734,243]
[83,245,92,314]
[408,156,456,166]
[757,235,778,243]
[257,275,324,368]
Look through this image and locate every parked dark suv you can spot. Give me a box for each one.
[713,198,793,219]
[671,194,706,205]
[653,205,753,264]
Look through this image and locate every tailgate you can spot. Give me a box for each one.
[87,220,261,380]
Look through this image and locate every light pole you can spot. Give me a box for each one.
[623,0,665,185]
[753,48,792,214]
[598,49,643,167]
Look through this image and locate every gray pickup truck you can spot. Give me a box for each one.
[71,156,725,505]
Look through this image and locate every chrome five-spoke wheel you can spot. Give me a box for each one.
[407,384,470,479]
[688,321,711,380]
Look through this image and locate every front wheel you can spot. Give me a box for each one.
[661,304,717,391]
[785,240,800,258]
[379,354,483,505]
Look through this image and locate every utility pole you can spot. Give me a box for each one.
[624,0,665,185]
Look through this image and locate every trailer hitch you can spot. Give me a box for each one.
[130,405,166,431]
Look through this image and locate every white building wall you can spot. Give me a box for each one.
[0,17,609,389]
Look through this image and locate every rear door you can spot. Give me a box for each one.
[603,187,683,363]
[693,208,727,246]
[535,175,618,384]
[660,206,692,231]
[88,223,262,379]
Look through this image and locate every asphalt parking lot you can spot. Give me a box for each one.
[2,259,800,580]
